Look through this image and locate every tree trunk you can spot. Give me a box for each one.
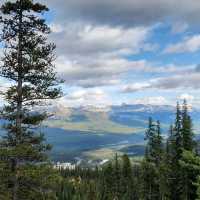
[12,1,23,199]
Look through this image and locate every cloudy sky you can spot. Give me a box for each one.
[3,0,200,107]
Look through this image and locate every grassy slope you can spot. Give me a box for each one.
[83,148,123,160]
[45,111,144,134]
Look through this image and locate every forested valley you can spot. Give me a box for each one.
[54,101,200,200]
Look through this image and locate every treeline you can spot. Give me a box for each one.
[55,101,200,200]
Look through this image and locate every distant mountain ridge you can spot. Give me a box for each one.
[1,103,199,162]
[46,103,200,135]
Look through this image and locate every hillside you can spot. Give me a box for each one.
[45,104,200,135]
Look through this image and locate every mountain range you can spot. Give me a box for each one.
[46,103,200,134]
[39,103,200,163]
[1,104,199,163]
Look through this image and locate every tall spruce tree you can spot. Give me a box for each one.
[161,124,175,199]
[140,160,158,200]
[154,121,163,166]
[179,100,197,199]
[173,102,183,158]
[165,102,188,200]
[145,118,163,165]
[145,117,156,162]
[179,150,200,200]
[142,118,164,200]
[113,154,121,199]
[121,154,133,200]
[181,99,194,151]
[102,162,114,199]
[0,0,61,199]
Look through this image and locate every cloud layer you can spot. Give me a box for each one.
[44,0,200,27]
[164,35,200,54]
[51,23,157,87]
[122,66,200,92]
[1,0,200,107]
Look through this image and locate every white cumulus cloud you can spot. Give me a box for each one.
[164,34,200,54]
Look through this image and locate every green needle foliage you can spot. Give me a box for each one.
[0,0,62,199]
[182,100,195,151]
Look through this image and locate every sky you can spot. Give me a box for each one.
[2,0,200,108]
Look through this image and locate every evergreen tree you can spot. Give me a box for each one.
[154,121,164,166]
[121,154,133,200]
[166,103,183,199]
[103,162,114,199]
[140,160,158,200]
[195,176,200,200]
[142,118,164,200]
[113,154,121,199]
[145,118,163,165]
[145,117,156,162]
[0,0,61,199]
[179,100,198,200]
[160,125,174,199]
[181,99,195,151]
[173,102,183,158]
[180,150,200,200]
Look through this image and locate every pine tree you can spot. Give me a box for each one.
[160,125,174,199]
[174,102,183,155]
[145,117,156,162]
[145,118,163,165]
[0,0,62,199]
[142,118,164,200]
[113,154,121,199]
[180,150,200,200]
[181,99,195,151]
[179,100,197,199]
[103,162,114,199]
[140,160,158,200]
[195,176,200,200]
[154,121,164,166]
[121,154,133,200]
[165,102,184,200]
